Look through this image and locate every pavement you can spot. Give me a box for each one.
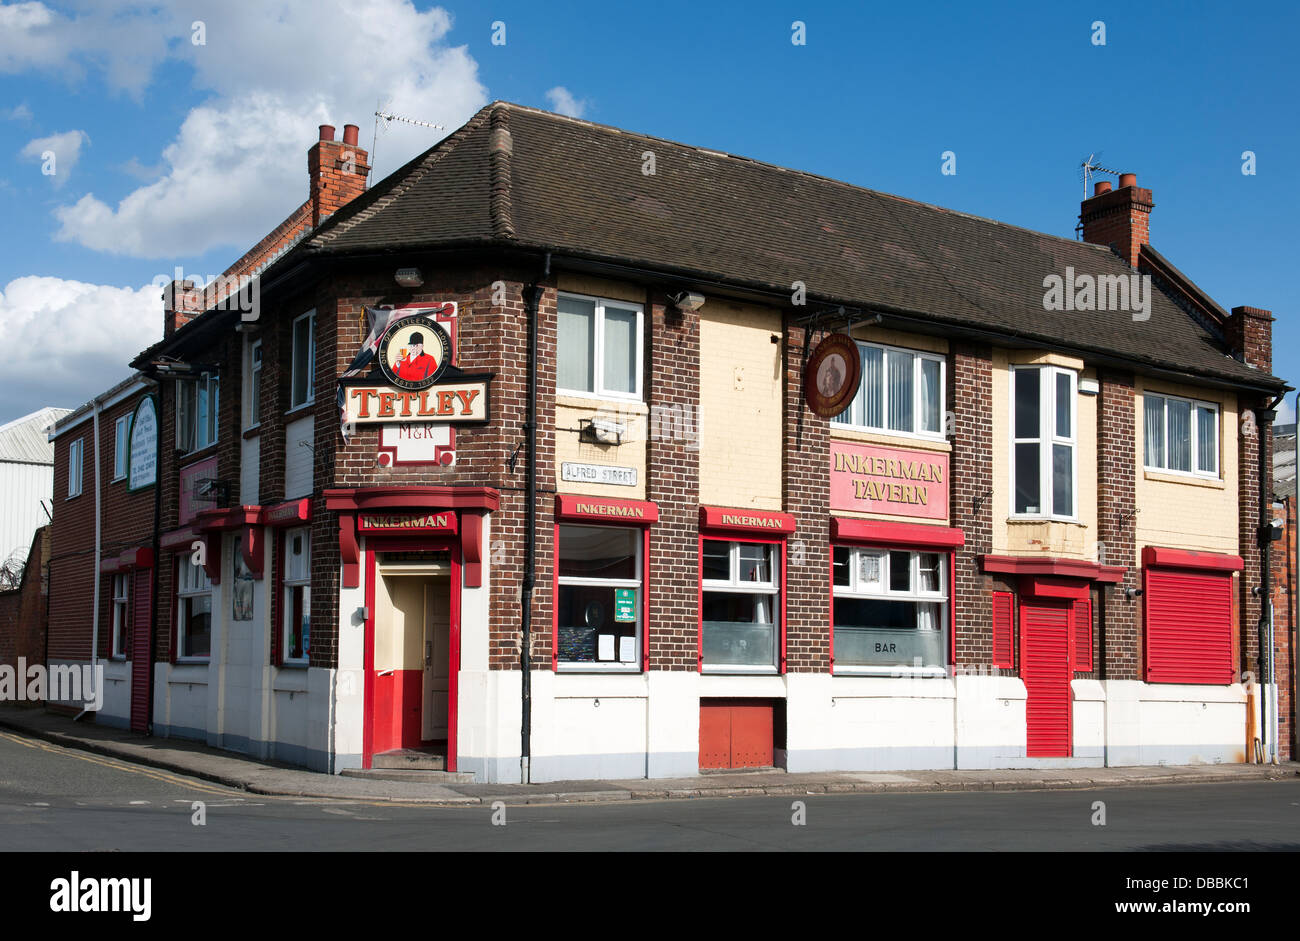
[2,703,1296,806]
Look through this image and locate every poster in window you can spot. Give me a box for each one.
[232,543,254,621]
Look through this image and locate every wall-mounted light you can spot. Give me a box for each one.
[579,417,624,445]
[395,267,423,287]
[1079,377,1100,395]
[670,291,705,311]
[1125,587,1144,600]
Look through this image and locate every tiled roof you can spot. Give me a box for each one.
[260,102,1287,390]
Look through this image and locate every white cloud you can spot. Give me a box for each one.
[5,102,32,120]
[7,0,487,258]
[20,128,87,187]
[545,86,586,118]
[0,275,160,422]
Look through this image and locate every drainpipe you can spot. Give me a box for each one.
[519,253,550,784]
[76,399,104,722]
[1257,398,1281,762]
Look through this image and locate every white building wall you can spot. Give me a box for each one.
[0,461,53,564]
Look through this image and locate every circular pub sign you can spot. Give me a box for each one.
[378,316,452,390]
[803,332,861,418]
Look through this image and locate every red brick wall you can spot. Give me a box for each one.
[645,293,700,671]
[0,527,49,680]
[1097,370,1140,679]
[783,323,829,672]
[950,342,996,667]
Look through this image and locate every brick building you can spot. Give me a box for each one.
[40,103,1291,780]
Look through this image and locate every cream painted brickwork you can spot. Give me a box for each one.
[848,324,949,356]
[556,273,644,304]
[555,396,648,500]
[991,350,1098,560]
[699,300,782,510]
[1134,378,1238,557]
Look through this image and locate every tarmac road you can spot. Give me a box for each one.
[2,729,1298,851]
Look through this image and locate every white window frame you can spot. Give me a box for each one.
[555,524,643,672]
[1143,392,1220,479]
[67,438,83,498]
[111,573,129,659]
[831,341,946,441]
[176,559,212,661]
[113,416,130,482]
[246,338,263,430]
[832,546,948,676]
[701,539,782,674]
[281,526,311,666]
[289,310,315,412]
[556,291,645,402]
[176,373,219,454]
[1010,365,1078,521]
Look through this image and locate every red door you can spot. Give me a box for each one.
[1021,602,1071,757]
[129,568,152,733]
[699,699,774,769]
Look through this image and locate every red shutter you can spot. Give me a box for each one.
[1073,597,1093,672]
[129,567,152,732]
[992,591,1014,668]
[1145,568,1233,684]
[1022,602,1072,757]
[269,533,281,666]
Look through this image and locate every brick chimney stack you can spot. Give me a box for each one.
[308,123,370,227]
[1080,172,1154,269]
[1226,305,1274,371]
[162,279,201,338]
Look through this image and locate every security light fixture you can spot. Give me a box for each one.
[1125,587,1143,600]
[670,291,705,312]
[579,417,624,445]
[395,267,424,287]
[148,357,220,378]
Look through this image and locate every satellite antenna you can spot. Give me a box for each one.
[368,101,446,187]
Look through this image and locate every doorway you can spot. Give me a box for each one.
[370,555,451,761]
[1020,601,1072,757]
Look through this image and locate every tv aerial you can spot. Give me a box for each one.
[368,99,446,184]
[1080,152,1121,198]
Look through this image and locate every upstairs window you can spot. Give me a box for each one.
[1012,365,1076,519]
[247,339,263,429]
[831,341,944,438]
[67,438,83,498]
[557,292,643,400]
[113,415,130,481]
[1143,393,1218,477]
[290,311,315,409]
[177,373,219,453]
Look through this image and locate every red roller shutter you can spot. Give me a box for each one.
[1021,602,1071,757]
[992,591,1015,669]
[1144,568,1233,684]
[129,567,152,732]
[1073,598,1093,673]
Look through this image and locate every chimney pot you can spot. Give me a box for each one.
[342,124,359,146]
[319,124,336,142]
[1119,172,1137,189]
[1094,181,1112,195]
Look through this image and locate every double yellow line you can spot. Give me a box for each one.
[0,729,238,798]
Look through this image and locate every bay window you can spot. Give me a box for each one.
[177,559,212,659]
[557,292,643,400]
[282,526,310,664]
[701,539,781,672]
[832,546,947,672]
[1012,365,1076,518]
[831,341,944,438]
[1143,393,1218,477]
[556,525,642,670]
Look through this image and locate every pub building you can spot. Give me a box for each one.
[41,104,1290,782]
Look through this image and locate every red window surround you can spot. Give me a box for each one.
[831,518,964,673]
[552,496,658,671]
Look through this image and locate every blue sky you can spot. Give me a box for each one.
[1,0,1296,425]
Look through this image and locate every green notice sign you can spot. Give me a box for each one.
[614,588,637,622]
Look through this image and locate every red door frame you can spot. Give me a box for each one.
[362,535,461,770]
[1019,598,1074,758]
